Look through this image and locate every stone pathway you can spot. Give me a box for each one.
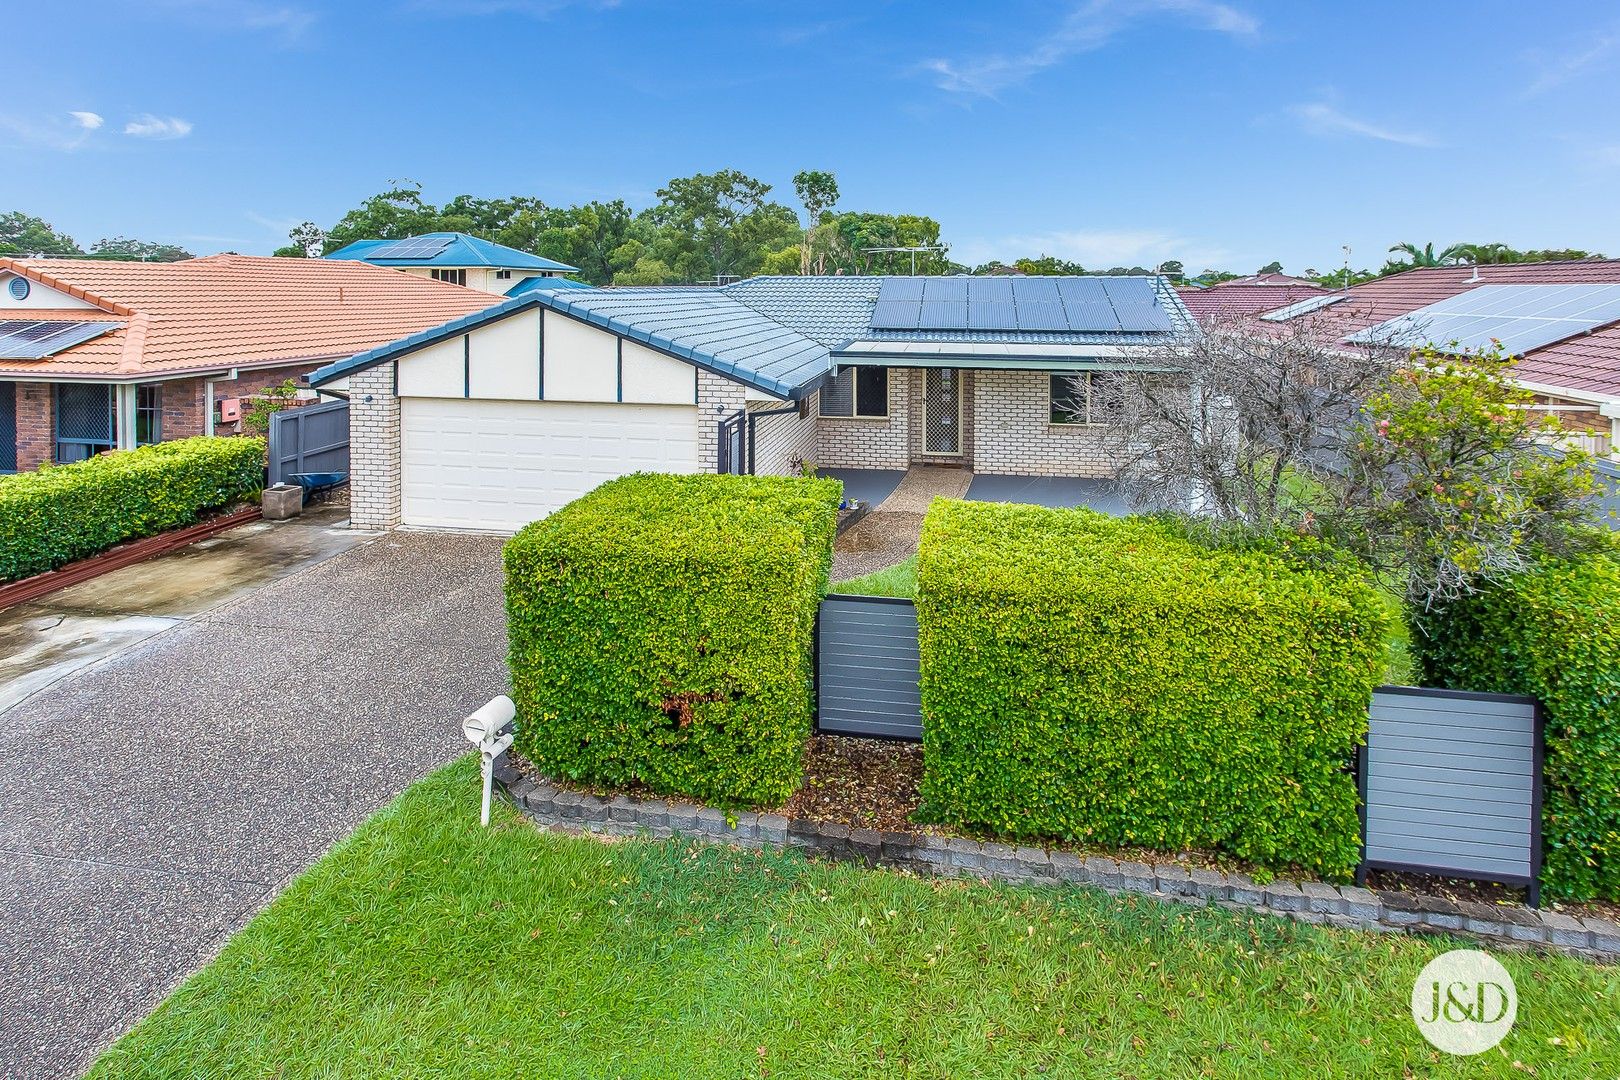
[831,467,971,581]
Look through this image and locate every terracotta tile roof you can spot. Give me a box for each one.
[1177,282,1329,321]
[0,254,503,379]
[1260,260,1620,401]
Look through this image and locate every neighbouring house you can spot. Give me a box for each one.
[1177,272,1329,324]
[0,255,502,473]
[308,275,1195,532]
[324,232,584,296]
[1255,260,1620,454]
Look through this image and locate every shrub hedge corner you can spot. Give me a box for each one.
[0,435,266,582]
[1415,542,1620,902]
[914,500,1389,879]
[504,472,841,807]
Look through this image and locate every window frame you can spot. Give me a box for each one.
[1047,371,1120,427]
[135,383,163,446]
[818,366,890,420]
[431,268,468,286]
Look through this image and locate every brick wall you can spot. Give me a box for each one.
[814,371,912,470]
[696,370,746,474]
[159,379,207,439]
[348,364,401,528]
[747,398,817,476]
[972,370,1116,477]
[14,383,52,471]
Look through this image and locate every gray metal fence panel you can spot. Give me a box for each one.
[267,399,350,485]
[815,595,923,740]
[1361,685,1542,903]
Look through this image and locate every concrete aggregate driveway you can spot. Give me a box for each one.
[0,529,511,1079]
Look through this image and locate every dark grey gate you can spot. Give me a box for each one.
[0,382,15,473]
[815,595,922,740]
[1358,686,1543,904]
[717,410,746,475]
[267,399,349,485]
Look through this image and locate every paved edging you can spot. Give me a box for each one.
[494,767,1620,961]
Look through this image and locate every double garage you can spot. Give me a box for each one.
[371,305,704,532]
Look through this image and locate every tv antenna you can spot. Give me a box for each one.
[862,245,944,275]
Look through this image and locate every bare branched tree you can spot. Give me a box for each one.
[1093,313,1399,532]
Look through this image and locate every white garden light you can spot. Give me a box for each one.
[463,695,516,827]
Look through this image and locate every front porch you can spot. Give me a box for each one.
[809,366,1120,480]
[825,464,1126,581]
[822,466,1127,513]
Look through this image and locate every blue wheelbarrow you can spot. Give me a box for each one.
[287,471,348,506]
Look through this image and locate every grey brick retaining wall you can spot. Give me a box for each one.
[493,765,1619,961]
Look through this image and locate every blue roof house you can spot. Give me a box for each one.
[310,274,1195,532]
[325,232,583,298]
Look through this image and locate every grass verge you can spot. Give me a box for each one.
[91,758,1617,1079]
[830,554,917,597]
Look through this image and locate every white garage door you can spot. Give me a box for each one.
[400,398,701,531]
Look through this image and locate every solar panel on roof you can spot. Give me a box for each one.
[1015,300,1070,332]
[1013,278,1061,301]
[1111,302,1173,332]
[1348,283,1620,357]
[0,320,122,360]
[1260,293,1347,321]
[1097,277,1158,306]
[922,277,969,302]
[367,236,455,260]
[870,299,920,329]
[967,299,1017,329]
[876,277,925,302]
[968,277,1014,303]
[917,301,969,329]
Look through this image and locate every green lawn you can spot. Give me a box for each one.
[92,758,1616,1079]
[831,554,918,598]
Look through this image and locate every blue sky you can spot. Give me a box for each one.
[5,1,1619,274]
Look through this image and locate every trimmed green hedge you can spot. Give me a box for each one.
[0,436,266,582]
[1415,544,1620,901]
[504,473,841,807]
[915,501,1389,879]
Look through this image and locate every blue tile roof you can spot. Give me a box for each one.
[504,274,593,297]
[309,275,1196,398]
[325,232,578,273]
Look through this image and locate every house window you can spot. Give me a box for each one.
[136,384,162,445]
[819,367,888,418]
[1049,372,1122,426]
[431,268,467,286]
[494,270,512,280]
[54,383,116,463]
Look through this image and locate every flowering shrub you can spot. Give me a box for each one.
[1339,344,1602,608]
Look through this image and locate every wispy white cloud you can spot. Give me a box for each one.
[923,0,1257,98]
[1524,28,1620,96]
[0,112,102,150]
[1288,101,1436,148]
[954,228,1230,272]
[124,114,195,140]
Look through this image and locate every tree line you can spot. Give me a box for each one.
[273,171,956,286]
[0,211,193,262]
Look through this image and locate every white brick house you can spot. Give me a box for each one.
[310,275,1195,532]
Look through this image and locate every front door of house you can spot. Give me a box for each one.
[922,369,961,455]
